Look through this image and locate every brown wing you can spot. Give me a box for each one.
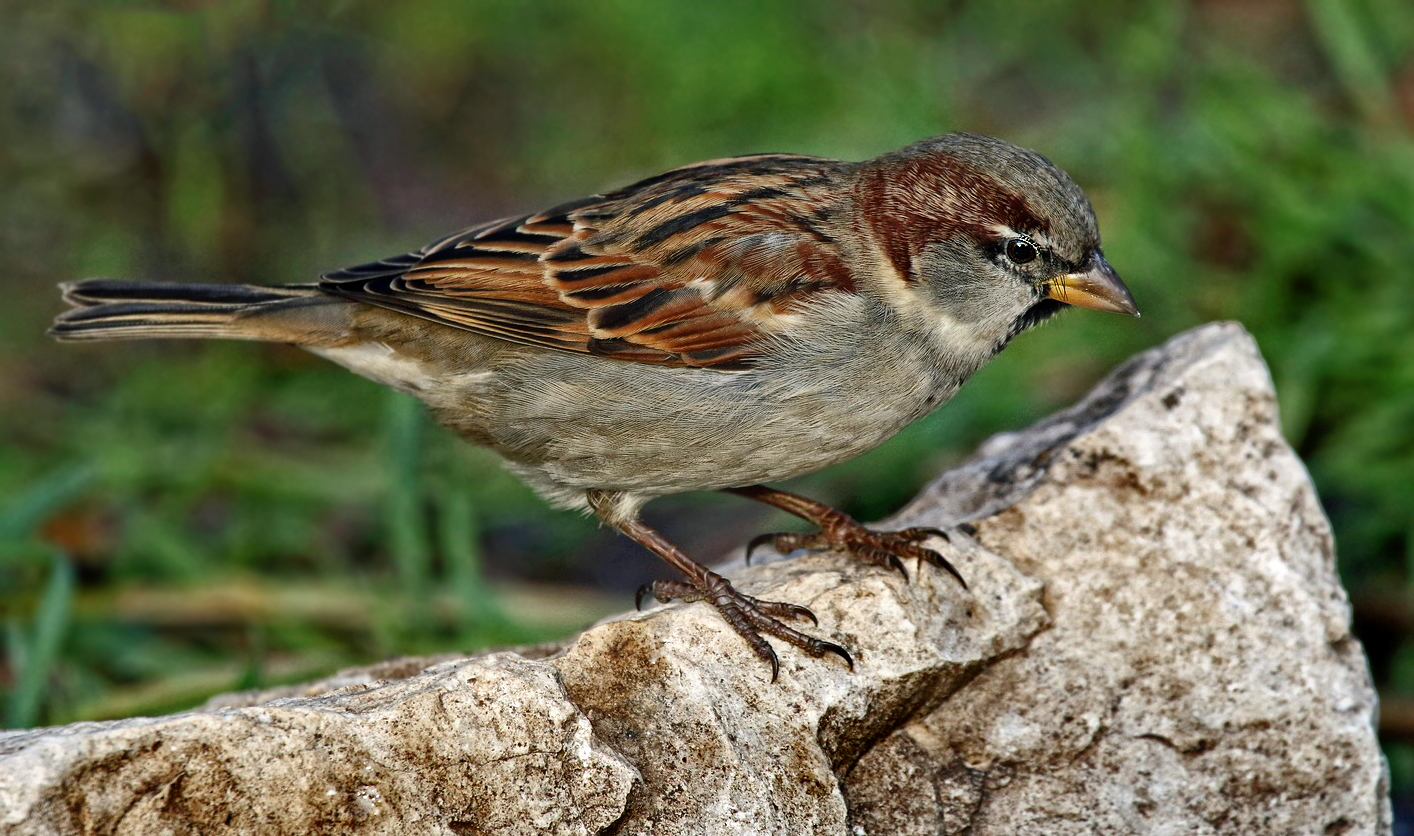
[319,154,858,369]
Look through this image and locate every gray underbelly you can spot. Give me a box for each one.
[310,302,971,505]
[433,350,954,498]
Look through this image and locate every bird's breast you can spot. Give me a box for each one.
[452,315,959,498]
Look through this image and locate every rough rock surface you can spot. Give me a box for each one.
[0,323,1390,835]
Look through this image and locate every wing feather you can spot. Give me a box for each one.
[320,154,858,369]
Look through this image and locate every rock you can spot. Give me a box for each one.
[0,656,639,836]
[845,322,1391,835]
[0,323,1390,835]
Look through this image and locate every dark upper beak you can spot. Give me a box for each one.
[1043,251,1139,317]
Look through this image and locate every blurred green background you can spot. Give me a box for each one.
[2,0,1413,804]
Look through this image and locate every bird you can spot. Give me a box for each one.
[51,132,1138,680]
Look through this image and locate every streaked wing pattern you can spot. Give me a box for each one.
[319,154,858,369]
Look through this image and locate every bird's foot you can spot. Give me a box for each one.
[740,509,961,588]
[727,485,965,586]
[637,571,853,682]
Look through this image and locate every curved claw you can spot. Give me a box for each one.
[887,553,911,582]
[762,634,850,682]
[785,602,819,627]
[751,598,820,626]
[745,532,781,565]
[902,543,967,590]
[936,555,968,590]
[901,526,949,543]
[820,640,854,671]
[635,583,654,610]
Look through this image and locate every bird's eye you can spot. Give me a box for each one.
[1005,238,1039,265]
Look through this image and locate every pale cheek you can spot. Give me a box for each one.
[922,314,1007,370]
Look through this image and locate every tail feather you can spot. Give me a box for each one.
[58,279,316,308]
[51,279,344,343]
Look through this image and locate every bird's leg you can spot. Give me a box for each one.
[587,489,852,681]
[725,485,966,588]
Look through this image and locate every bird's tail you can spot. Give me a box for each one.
[50,279,348,344]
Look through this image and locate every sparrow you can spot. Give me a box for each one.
[51,132,1138,680]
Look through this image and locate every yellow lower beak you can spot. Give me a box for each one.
[1044,252,1139,317]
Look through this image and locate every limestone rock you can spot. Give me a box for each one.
[845,322,1391,835]
[0,655,638,835]
[0,323,1390,835]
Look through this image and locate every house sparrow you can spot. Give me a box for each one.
[51,133,1137,680]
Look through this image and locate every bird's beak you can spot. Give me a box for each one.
[1043,252,1139,317]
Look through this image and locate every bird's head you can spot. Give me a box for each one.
[858,133,1137,357]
